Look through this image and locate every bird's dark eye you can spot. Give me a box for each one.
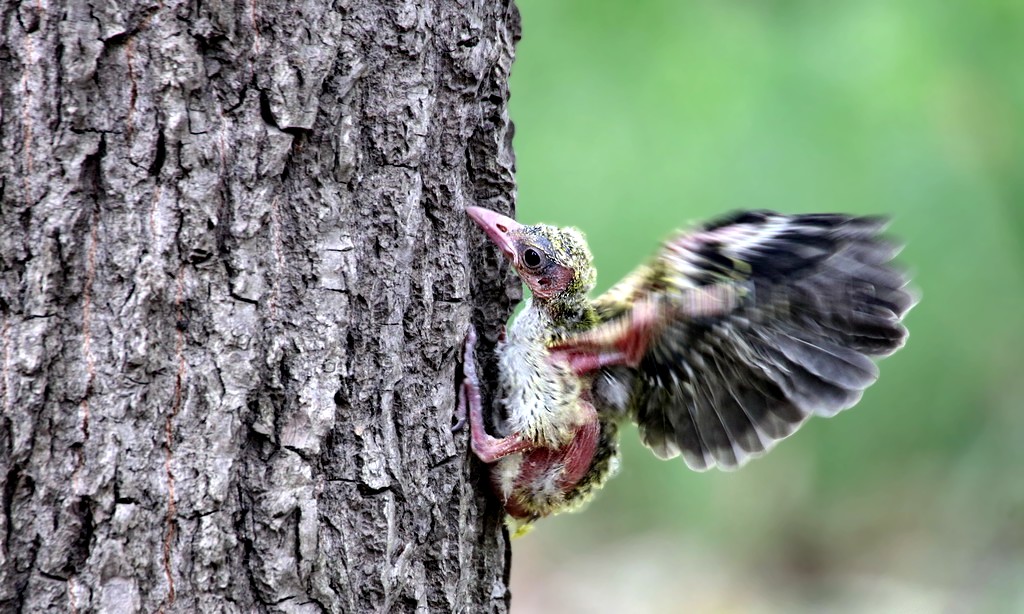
[522,248,543,268]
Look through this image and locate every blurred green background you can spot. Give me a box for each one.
[506,0,1024,611]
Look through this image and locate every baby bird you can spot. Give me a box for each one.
[456,206,914,535]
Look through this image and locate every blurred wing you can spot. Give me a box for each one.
[593,210,915,471]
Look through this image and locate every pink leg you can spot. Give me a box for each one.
[552,300,660,375]
[556,400,600,489]
[558,350,630,374]
[455,326,534,464]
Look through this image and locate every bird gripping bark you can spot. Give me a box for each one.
[457,206,914,535]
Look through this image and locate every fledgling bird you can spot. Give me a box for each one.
[456,206,915,536]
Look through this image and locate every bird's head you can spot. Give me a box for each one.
[467,207,596,304]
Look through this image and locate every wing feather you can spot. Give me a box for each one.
[591,210,915,471]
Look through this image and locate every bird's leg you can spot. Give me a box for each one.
[556,400,601,489]
[454,326,534,463]
[551,300,660,375]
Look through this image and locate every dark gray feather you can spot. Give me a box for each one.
[592,210,915,471]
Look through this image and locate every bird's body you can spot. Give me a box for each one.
[485,299,620,530]
[456,207,915,535]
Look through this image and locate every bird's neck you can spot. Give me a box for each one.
[533,292,595,335]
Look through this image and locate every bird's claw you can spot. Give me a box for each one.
[452,414,466,433]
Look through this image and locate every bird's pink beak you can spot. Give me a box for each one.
[466,206,524,263]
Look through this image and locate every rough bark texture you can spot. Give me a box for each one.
[0,0,521,611]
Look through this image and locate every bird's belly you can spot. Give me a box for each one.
[492,421,600,520]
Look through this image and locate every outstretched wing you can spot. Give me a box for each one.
[592,210,915,471]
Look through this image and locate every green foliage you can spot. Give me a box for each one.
[508,0,1024,608]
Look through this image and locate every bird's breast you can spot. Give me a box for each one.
[497,312,587,448]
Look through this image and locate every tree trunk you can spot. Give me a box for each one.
[0,0,520,611]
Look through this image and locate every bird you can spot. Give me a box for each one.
[455,206,915,536]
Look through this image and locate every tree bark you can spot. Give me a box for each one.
[0,0,520,611]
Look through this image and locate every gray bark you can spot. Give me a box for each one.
[0,0,520,611]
